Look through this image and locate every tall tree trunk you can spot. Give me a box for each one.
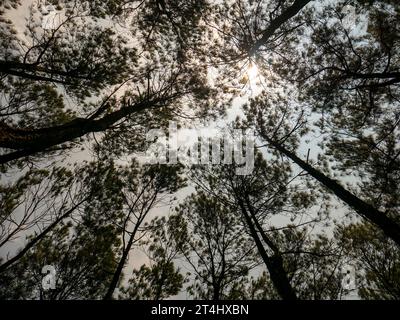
[238,199,297,300]
[212,283,221,300]
[103,223,138,300]
[104,191,158,300]
[249,0,312,56]
[0,94,178,164]
[265,137,400,247]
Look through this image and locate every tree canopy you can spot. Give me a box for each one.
[1,0,400,300]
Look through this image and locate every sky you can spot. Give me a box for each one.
[0,0,363,299]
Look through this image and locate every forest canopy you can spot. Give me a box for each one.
[0,0,399,300]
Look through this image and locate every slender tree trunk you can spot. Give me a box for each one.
[265,137,400,246]
[0,94,178,164]
[212,283,221,300]
[0,198,87,273]
[103,224,138,300]
[249,0,312,56]
[0,60,97,83]
[238,199,297,300]
[104,191,159,300]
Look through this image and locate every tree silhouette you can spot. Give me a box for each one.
[1,0,400,301]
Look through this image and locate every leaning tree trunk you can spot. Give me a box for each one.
[0,198,87,274]
[249,0,312,55]
[238,199,297,300]
[103,224,138,300]
[0,95,175,164]
[265,137,400,247]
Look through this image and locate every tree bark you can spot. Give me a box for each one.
[0,94,177,164]
[265,137,400,247]
[0,60,93,84]
[103,223,139,300]
[104,191,159,300]
[249,0,312,56]
[238,199,297,300]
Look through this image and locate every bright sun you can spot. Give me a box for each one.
[247,62,259,82]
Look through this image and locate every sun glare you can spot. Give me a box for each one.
[247,62,259,82]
